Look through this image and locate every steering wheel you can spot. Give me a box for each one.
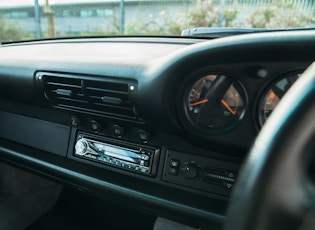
[225,62,315,230]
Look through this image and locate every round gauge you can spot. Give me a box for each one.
[184,73,246,133]
[258,72,301,126]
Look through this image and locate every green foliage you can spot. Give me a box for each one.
[246,7,275,28]
[0,16,32,42]
[124,0,238,36]
[224,8,238,27]
[121,0,312,35]
[185,0,237,28]
[246,1,313,29]
[187,1,220,28]
[124,11,186,36]
[54,0,313,38]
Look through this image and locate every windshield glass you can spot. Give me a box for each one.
[0,0,314,42]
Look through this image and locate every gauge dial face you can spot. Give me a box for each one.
[259,73,300,126]
[185,74,246,133]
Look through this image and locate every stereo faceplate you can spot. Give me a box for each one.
[73,133,160,177]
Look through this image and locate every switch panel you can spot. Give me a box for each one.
[162,150,240,197]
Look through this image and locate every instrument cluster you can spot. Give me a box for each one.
[178,67,303,138]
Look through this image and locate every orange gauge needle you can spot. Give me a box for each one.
[269,91,276,100]
[221,99,236,115]
[189,99,208,107]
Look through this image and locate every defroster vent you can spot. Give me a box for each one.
[37,72,141,121]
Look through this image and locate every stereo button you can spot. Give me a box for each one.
[89,120,101,132]
[71,116,80,127]
[168,167,178,175]
[141,154,150,161]
[138,130,150,142]
[170,159,180,168]
[112,125,124,138]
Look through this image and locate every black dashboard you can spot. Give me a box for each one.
[0,31,314,227]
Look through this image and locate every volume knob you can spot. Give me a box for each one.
[183,163,199,179]
[75,139,88,156]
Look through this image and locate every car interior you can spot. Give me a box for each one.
[0,28,314,230]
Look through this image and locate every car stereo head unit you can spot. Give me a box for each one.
[74,132,160,177]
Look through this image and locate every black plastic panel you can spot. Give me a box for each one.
[0,111,70,156]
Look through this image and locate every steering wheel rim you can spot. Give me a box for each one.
[225,62,315,230]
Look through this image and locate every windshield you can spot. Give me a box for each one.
[0,0,314,42]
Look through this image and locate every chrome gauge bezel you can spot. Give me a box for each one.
[180,71,247,135]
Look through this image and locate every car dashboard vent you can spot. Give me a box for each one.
[37,72,141,121]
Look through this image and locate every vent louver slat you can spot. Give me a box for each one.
[38,72,140,121]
